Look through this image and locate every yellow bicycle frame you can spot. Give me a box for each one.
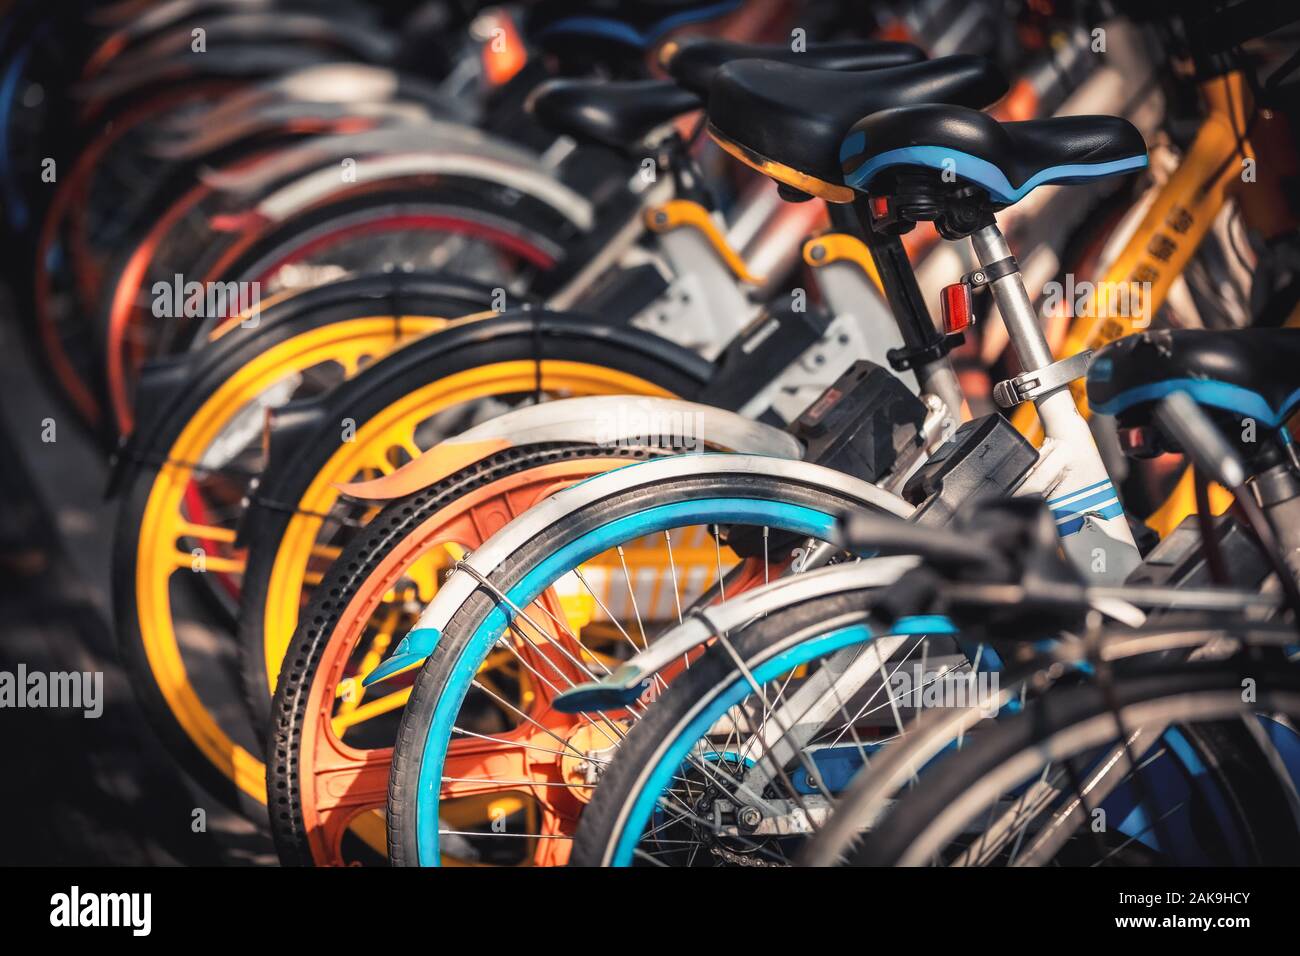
[1011,73,1257,536]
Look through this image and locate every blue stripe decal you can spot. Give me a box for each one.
[891,614,957,635]
[1057,501,1125,537]
[1091,378,1300,429]
[843,145,1148,204]
[1046,478,1111,506]
[839,130,866,162]
[534,1,741,48]
[1051,488,1120,521]
[413,496,840,864]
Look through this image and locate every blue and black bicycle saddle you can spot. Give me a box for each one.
[707,56,1007,201]
[525,0,743,51]
[1088,328,1300,430]
[841,104,1148,204]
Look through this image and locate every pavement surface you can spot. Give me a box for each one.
[0,286,275,865]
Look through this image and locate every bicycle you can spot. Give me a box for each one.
[248,41,1029,863]
[361,44,1159,863]
[110,34,949,814]
[571,332,1300,865]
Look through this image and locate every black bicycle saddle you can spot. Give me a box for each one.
[841,103,1147,205]
[706,55,1007,202]
[662,36,924,97]
[1087,328,1300,431]
[528,78,701,148]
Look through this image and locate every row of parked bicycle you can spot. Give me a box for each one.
[5,0,1300,866]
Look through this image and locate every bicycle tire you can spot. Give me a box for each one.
[236,313,712,739]
[385,464,907,865]
[850,663,1300,866]
[569,587,881,866]
[269,443,659,865]
[112,274,499,808]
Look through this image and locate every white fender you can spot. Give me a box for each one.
[365,453,915,685]
[336,396,802,502]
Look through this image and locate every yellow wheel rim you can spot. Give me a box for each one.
[135,317,442,803]
[260,361,673,697]
[138,332,672,805]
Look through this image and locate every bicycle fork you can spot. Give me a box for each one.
[968,223,1141,584]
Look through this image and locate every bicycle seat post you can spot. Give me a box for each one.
[968,220,1098,446]
[968,225,1051,369]
[833,200,963,425]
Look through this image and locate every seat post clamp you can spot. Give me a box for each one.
[993,350,1093,408]
[965,254,1019,290]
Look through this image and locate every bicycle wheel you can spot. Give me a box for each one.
[236,313,711,741]
[111,275,496,808]
[269,444,659,865]
[850,663,1300,866]
[384,456,914,865]
[568,582,966,866]
[798,620,1299,866]
[108,178,580,433]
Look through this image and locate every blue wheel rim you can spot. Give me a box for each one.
[410,496,841,865]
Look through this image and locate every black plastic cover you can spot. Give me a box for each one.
[905,413,1037,526]
[792,359,928,484]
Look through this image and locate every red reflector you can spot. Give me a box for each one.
[1117,426,1160,457]
[940,282,972,334]
[869,196,890,220]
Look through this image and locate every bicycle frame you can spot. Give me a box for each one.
[967,224,1141,582]
[1011,73,1257,536]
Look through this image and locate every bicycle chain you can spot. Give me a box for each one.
[708,844,784,867]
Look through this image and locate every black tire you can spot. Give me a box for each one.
[569,588,879,866]
[850,663,1300,866]
[268,442,657,865]
[181,182,580,349]
[111,274,501,809]
[236,314,712,742]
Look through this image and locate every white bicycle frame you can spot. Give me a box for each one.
[968,222,1141,584]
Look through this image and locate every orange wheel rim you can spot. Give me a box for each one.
[296,463,778,865]
[298,459,631,864]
